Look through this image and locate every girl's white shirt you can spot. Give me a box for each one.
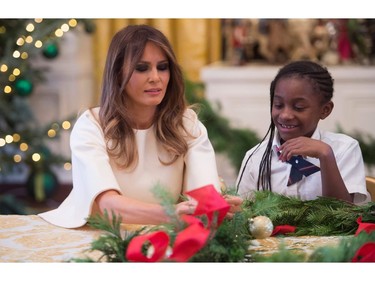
[236,128,370,205]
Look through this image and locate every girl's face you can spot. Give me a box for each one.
[125,41,170,113]
[272,77,333,141]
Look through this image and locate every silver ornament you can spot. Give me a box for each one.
[249,216,274,239]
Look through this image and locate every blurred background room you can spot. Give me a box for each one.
[1,18,375,214]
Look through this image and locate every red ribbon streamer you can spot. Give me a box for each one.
[355,217,375,236]
[271,225,296,236]
[125,184,229,262]
[169,222,211,262]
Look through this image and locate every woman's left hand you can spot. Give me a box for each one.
[223,195,243,219]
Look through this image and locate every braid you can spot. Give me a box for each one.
[257,60,334,191]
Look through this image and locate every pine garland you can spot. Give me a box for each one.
[243,191,375,236]
[71,189,375,262]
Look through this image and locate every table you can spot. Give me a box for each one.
[1,215,344,262]
[0,215,103,262]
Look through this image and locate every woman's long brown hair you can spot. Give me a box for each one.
[99,25,189,169]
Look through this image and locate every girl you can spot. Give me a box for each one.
[236,60,370,204]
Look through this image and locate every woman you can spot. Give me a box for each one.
[39,25,242,228]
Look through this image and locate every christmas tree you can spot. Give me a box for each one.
[0,18,94,202]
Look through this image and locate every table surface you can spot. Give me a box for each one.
[0,215,345,262]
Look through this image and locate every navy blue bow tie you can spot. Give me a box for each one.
[275,147,320,186]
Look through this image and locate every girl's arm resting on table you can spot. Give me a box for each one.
[95,190,196,225]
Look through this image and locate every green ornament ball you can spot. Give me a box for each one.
[15,79,33,97]
[26,169,58,202]
[42,43,59,59]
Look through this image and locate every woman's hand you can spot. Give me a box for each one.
[175,200,197,216]
[223,195,243,219]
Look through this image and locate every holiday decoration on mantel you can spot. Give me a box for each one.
[0,19,94,204]
[72,187,375,263]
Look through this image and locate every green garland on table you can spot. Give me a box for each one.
[71,189,375,263]
[243,191,375,236]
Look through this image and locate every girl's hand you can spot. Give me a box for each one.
[278,136,332,161]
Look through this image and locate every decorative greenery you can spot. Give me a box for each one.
[244,191,375,236]
[72,210,148,262]
[253,231,375,262]
[73,187,375,263]
[0,19,94,181]
[189,209,250,262]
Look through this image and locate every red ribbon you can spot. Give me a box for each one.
[271,225,296,236]
[186,184,230,227]
[169,221,211,262]
[354,217,375,236]
[125,184,229,262]
[126,231,170,262]
[352,242,375,262]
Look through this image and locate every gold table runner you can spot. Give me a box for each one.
[1,215,344,262]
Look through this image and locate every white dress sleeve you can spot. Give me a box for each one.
[182,109,221,193]
[38,109,121,228]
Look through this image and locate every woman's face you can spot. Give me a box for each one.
[125,41,170,113]
[272,77,332,141]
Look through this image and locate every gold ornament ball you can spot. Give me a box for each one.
[249,216,274,239]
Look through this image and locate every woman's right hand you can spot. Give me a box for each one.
[175,200,197,216]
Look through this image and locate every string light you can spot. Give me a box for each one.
[48,129,56,138]
[16,37,25,46]
[62,121,71,130]
[61,23,70,32]
[20,143,28,151]
[26,23,35,32]
[68,19,77,27]
[13,50,21,58]
[12,134,21,142]
[5,135,13,143]
[4,86,12,94]
[35,40,43,48]
[12,68,20,76]
[64,162,72,170]
[32,153,41,162]
[25,36,33,44]
[0,138,5,147]
[55,29,64,37]
[0,64,8,72]
[14,154,22,163]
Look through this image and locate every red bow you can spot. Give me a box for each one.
[126,231,170,262]
[125,184,229,262]
[352,242,375,262]
[187,184,230,227]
